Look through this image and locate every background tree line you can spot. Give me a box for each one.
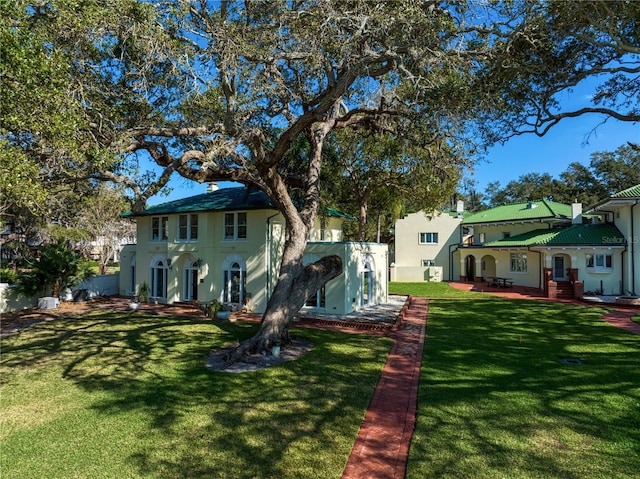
[458,144,640,211]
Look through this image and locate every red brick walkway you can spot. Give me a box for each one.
[342,297,429,479]
[449,281,640,334]
[601,308,640,334]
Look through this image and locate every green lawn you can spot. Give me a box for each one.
[5,294,638,479]
[389,281,489,299]
[1,311,392,479]
[407,299,640,479]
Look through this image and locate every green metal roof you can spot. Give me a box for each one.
[123,187,276,217]
[483,223,625,247]
[463,200,573,224]
[612,184,640,199]
[123,187,354,219]
[324,207,355,220]
[586,183,640,212]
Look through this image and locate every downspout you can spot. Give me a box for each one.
[451,220,466,281]
[449,243,459,281]
[631,201,638,295]
[265,212,280,304]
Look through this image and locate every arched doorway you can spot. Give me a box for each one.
[149,255,168,300]
[481,254,496,280]
[222,255,246,305]
[465,255,475,281]
[129,254,136,296]
[183,256,199,301]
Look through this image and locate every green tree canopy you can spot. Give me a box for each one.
[7,0,636,362]
[478,0,640,143]
[78,0,505,358]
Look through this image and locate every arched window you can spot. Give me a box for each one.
[150,256,168,299]
[303,254,326,308]
[129,255,136,295]
[362,255,375,307]
[183,257,199,301]
[222,256,246,304]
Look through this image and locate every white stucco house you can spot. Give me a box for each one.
[455,199,625,298]
[390,206,465,282]
[587,184,640,296]
[119,185,388,315]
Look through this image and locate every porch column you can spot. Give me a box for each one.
[475,258,483,282]
[543,268,554,298]
[569,267,583,299]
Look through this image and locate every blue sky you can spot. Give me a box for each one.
[471,114,640,194]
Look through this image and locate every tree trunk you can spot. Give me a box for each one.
[223,237,343,366]
[223,126,343,365]
[358,201,368,242]
[52,279,61,298]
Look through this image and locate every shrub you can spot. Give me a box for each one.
[16,239,93,297]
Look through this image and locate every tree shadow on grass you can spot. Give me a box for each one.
[408,299,640,479]
[1,310,392,478]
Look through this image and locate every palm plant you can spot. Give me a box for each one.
[17,239,93,298]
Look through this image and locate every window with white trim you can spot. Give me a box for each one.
[419,232,438,244]
[178,214,198,241]
[150,258,168,299]
[224,261,246,304]
[586,254,612,271]
[510,252,527,272]
[151,216,168,241]
[224,212,247,240]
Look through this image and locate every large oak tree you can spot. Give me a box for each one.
[479,0,639,143]
[6,0,637,363]
[88,0,502,361]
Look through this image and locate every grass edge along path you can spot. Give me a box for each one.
[343,297,429,479]
[405,298,640,479]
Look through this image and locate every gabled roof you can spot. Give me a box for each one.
[123,186,354,219]
[483,223,625,247]
[462,200,572,225]
[586,183,640,213]
[611,184,640,199]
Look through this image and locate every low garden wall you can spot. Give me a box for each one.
[0,273,119,314]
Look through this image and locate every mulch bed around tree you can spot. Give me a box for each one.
[205,337,314,373]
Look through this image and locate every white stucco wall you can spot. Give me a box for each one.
[119,208,387,315]
[393,211,462,281]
